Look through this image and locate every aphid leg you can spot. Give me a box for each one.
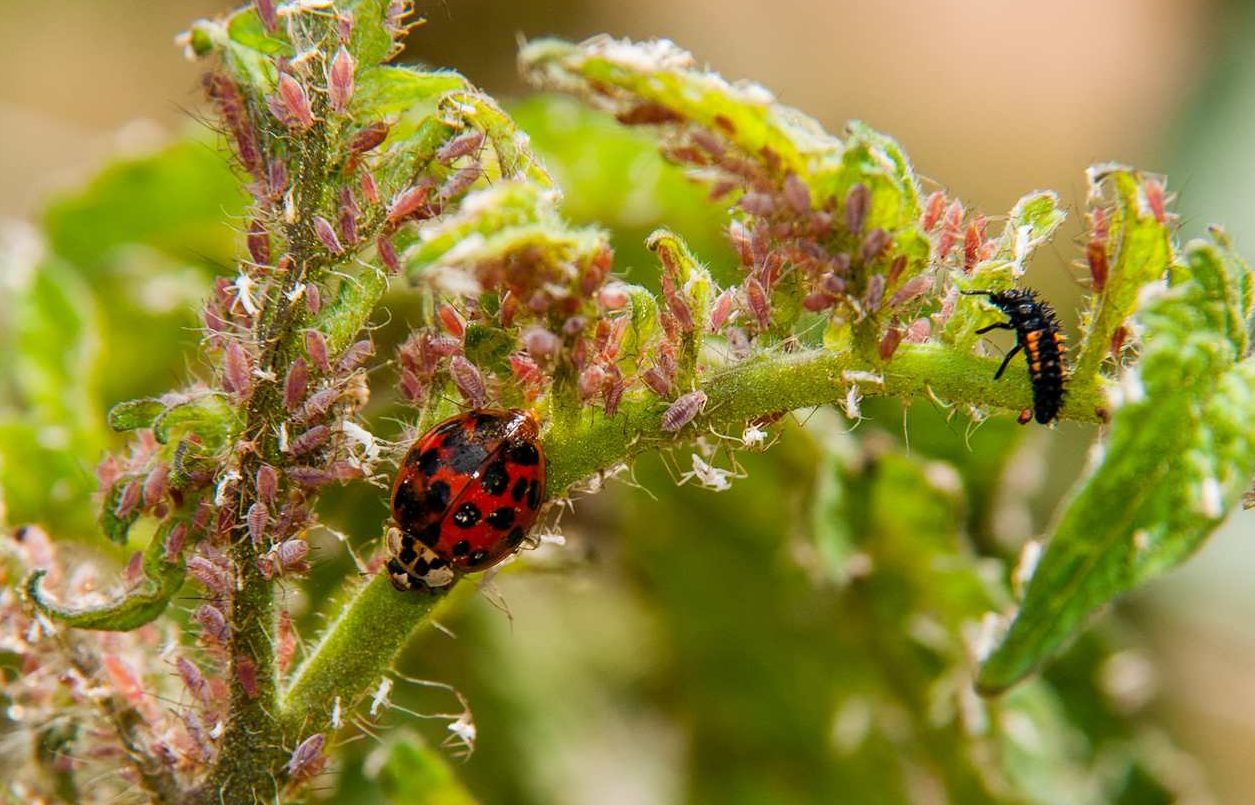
[992,343,1024,380]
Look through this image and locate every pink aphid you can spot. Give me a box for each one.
[176,656,211,710]
[579,364,606,401]
[350,123,389,155]
[728,220,754,267]
[921,190,946,231]
[296,387,339,425]
[440,163,483,200]
[387,184,431,225]
[1145,178,1168,224]
[905,317,931,343]
[193,603,229,644]
[247,219,271,266]
[337,339,374,372]
[662,390,708,433]
[236,655,259,700]
[888,275,932,309]
[328,47,355,115]
[783,173,811,215]
[142,463,170,509]
[123,550,145,588]
[256,464,279,504]
[115,480,141,519]
[223,340,254,397]
[598,283,631,310]
[436,129,486,164]
[305,283,322,316]
[860,228,891,264]
[278,609,298,673]
[661,273,694,332]
[845,183,870,235]
[376,235,399,273]
[313,216,344,255]
[246,501,269,547]
[744,277,771,330]
[287,733,327,781]
[437,304,466,337]
[879,325,904,361]
[509,353,542,389]
[339,205,358,246]
[102,655,145,705]
[305,330,330,372]
[709,288,736,332]
[937,200,964,260]
[164,522,189,564]
[641,366,673,398]
[254,0,277,32]
[187,556,230,596]
[284,358,309,412]
[450,356,486,407]
[276,73,314,130]
[522,326,561,362]
[289,425,331,457]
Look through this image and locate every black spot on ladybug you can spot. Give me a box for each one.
[527,480,541,510]
[481,461,510,496]
[425,480,451,513]
[486,507,516,530]
[417,448,441,477]
[447,443,489,474]
[452,502,482,528]
[392,484,426,523]
[414,555,431,574]
[511,476,528,503]
[964,288,1067,425]
[452,539,470,557]
[506,527,525,546]
[505,440,540,466]
[473,411,500,431]
[415,522,441,548]
[427,555,448,570]
[468,549,490,567]
[398,544,417,564]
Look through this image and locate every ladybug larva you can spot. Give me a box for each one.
[386,409,547,592]
[963,288,1067,425]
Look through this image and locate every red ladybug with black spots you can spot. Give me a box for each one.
[387,409,546,592]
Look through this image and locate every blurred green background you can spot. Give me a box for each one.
[3,1,1255,802]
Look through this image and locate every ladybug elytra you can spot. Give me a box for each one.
[387,409,547,592]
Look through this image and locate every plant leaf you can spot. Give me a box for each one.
[978,229,1255,693]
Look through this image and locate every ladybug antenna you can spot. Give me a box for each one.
[960,289,995,297]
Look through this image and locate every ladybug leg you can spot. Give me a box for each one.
[992,343,1024,380]
[975,321,1015,335]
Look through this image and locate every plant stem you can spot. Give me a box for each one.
[271,340,1109,761]
[279,576,452,737]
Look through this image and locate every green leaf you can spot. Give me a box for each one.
[311,266,388,357]
[351,66,468,118]
[374,731,478,805]
[153,392,241,450]
[27,518,188,631]
[978,229,1255,693]
[106,398,166,432]
[1072,167,1175,381]
[342,0,393,66]
[463,324,514,376]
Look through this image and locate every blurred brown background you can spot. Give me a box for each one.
[4,0,1255,799]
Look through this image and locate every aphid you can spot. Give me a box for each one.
[377,234,399,273]
[246,501,269,546]
[193,604,229,644]
[388,409,547,591]
[305,330,330,372]
[921,190,946,231]
[449,356,487,407]
[845,183,869,235]
[328,47,355,115]
[661,390,708,433]
[287,733,326,782]
[313,216,344,254]
[275,74,314,130]
[284,358,309,412]
[964,288,1067,425]
[783,172,811,215]
[223,340,253,397]
[350,122,389,155]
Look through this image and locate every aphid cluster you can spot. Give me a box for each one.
[964,289,1067,425]
[387,409,547,592]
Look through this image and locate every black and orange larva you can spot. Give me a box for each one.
[963,288,1067,425]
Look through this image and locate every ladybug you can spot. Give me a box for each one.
[386,409,547,592]
[963,288,1067,425]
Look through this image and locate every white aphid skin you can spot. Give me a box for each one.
[370,677,393,717]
